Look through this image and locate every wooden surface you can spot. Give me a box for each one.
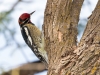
[43,0,100,75]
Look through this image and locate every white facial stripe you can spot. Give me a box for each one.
[23,18,29,24]
[28,36,32,45]
[24,27,32,45]
[24,27,28,35]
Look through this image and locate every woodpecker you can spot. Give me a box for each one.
[18,11,48,67]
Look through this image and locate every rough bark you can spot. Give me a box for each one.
[43,0,100,75]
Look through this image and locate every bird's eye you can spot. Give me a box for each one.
[19,18,30,26]
[19,18,23,22]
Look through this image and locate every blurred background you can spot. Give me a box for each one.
[0,0,98,75]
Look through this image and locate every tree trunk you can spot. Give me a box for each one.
[43,0,100,75]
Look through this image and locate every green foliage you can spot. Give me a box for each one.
[0,11,12,33]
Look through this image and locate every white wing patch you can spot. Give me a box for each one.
[24,27,32,45]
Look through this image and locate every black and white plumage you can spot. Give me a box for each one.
[18,12,48,67]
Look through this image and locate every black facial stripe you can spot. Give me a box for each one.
[21,27,28,44]
[23,18,30,24]
[21,26,36,47]
[20,18,30,26]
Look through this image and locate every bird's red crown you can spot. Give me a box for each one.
[18,11,35,25]
[19,13,30,20]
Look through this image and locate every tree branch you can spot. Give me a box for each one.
[70,0,84,26]
[2,61,46,75]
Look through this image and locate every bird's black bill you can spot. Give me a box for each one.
[30,11,35,15]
